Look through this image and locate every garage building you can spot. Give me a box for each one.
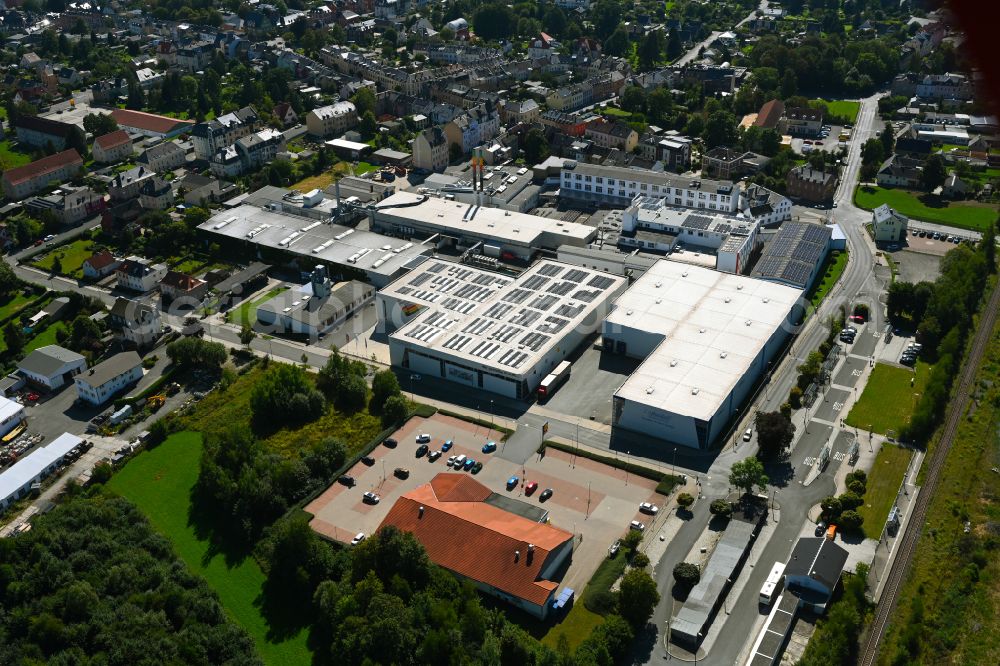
[17,345,87,390]
[0,433,82,510]
[604,261,801,449]
[378,259,627,399]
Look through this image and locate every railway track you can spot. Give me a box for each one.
[859,280,1000,666]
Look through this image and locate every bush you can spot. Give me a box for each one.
[709,499,732,518]
[673,562,700,587]
[838,491,864,511]
[381,395,409,427]
[370,370,401,414]
[585,589,618,615]
[788,385,803,409]
[631,552,650,569]
[847,479,866,495]
[250,363,326,428]
[677,492,694,508]
[339,374,368,412]
[166,337,226,369]
[839,510,864,530]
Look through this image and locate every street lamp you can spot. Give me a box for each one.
[672,447,677,476]
[625,450,630,486]
[489,399,494,433]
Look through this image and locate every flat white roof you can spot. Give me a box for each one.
[199,205,429,279]
[373,192,595,246]
[386,259,626,373]
[610,261,801,421]
[0,433,81,501]
[0,395,24,424]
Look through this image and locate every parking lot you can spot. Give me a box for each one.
[306,413,668,593]
[791,124,849,155]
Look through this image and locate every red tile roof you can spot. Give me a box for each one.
[84,250,118,271]
[2,149,82,186]
[94,129,131,150]
[379,474,572,606]
[754,99,785,130]
[160,270,204,291]
[110,109,194,136]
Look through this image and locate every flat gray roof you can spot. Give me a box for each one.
[562,161,736,196]
[199,205,430,280]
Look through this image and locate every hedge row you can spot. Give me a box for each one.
[436,408,513,441]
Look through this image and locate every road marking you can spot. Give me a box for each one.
[803,457,816,466]
[834,451,846,462]
[833,402,844,412]
[852,369,863,377]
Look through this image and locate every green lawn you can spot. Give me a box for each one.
[855,185,999,232]
[354,161,377,175]
[0,291,38,322]
[31,237,96,278]
[541,603,604,651]
[845,361,932,436]
[856,443,912,539]
[0,139,33,170]
[812,99,860,123]
[226,287,287,327]
[24,321,68,353]
[106,432,311,665]
[806,249,848,311]
[600,106,632,118]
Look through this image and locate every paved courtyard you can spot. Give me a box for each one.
[306,413,671,594]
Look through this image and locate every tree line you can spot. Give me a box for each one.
[888,223,995,443]
[0,494,261,665]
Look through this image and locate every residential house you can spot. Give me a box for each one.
[701,146,747,180]
[585,119,638,152]
[179,173,238,206]
[25,185,106,224]
[876,155,923,189]
[412,127,450,172]
[74,351,144,405]
[82,250,121,279]
[159,270,208,306]
[305,101,358,138]
[210,128,286,177]
[108,165,158,202]
[138,175,173,210]
[873,204,908,243]
[443,105,500,155]
[638,133,693,172]
[915,72,973,101]
[500,99,540,124]
[115,257,168,293]
[546,82,593,111]
[779,107,824,137]
[92,129,134,164]
[2,149,83,200]
[134,67,164,89]
[13,115,75,150]
[942,173,969,199]
[108,297,163,348]
[273,102,299,127]
[17,345,87,390]
[540,110,587,138]
[110,109,194,140]
[176,41,214,71]
[137,142,186,173]
[191,106,260,159]
[786,166,837,204]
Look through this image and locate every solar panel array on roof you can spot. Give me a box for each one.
[588,275,616,289]
[538,316,569,334]
[802,224,829,244]
[564,269,588,282]
[510,309,541,327]
[519,331,551,351]
[522,275,550,290]
[530,294,559,311]
[503,288,533,305]
[427,262,447,273]
[573,288,602,303]
[484,302,513,319]
[714,223,732,235]
[409,272,433,287]
[547,280,576,296]
[537,263,564,277]
[750,222,831,289]
[554,302,585,318]
[683,214,713,230]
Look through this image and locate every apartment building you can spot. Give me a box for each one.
[412,127,450,172]
[305,101,358,138]
[1,149,83,200]
[92,130,134,164]
[137,142,186,173]
[191,106,259,159]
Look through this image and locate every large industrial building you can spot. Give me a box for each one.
[371,192,596,261]
[619,196,760,273]
[750,222,832,290]
[198,193,431,287]
[378,258,627,399]
[604,261,802,449]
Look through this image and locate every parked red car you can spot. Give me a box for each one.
[525,481,538,496]
[849,314,865,323]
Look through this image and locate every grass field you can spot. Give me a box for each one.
[857,443,912,539]
[541,603,604,651]
[354,161,377,175]
[600,106,632,118]
[880,311,1000,665]
[845,361,932,435]
[807,249,848,311]
[107,432,310,665]
[24,321,68,354]
[226,287,287,327]
[289,171,334,191]
[0,291,38,322]
[855,185,999,232]
[182,364,383,456]
[0,139,33,170]
[812,99,861,123]
[31,237,96,278]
